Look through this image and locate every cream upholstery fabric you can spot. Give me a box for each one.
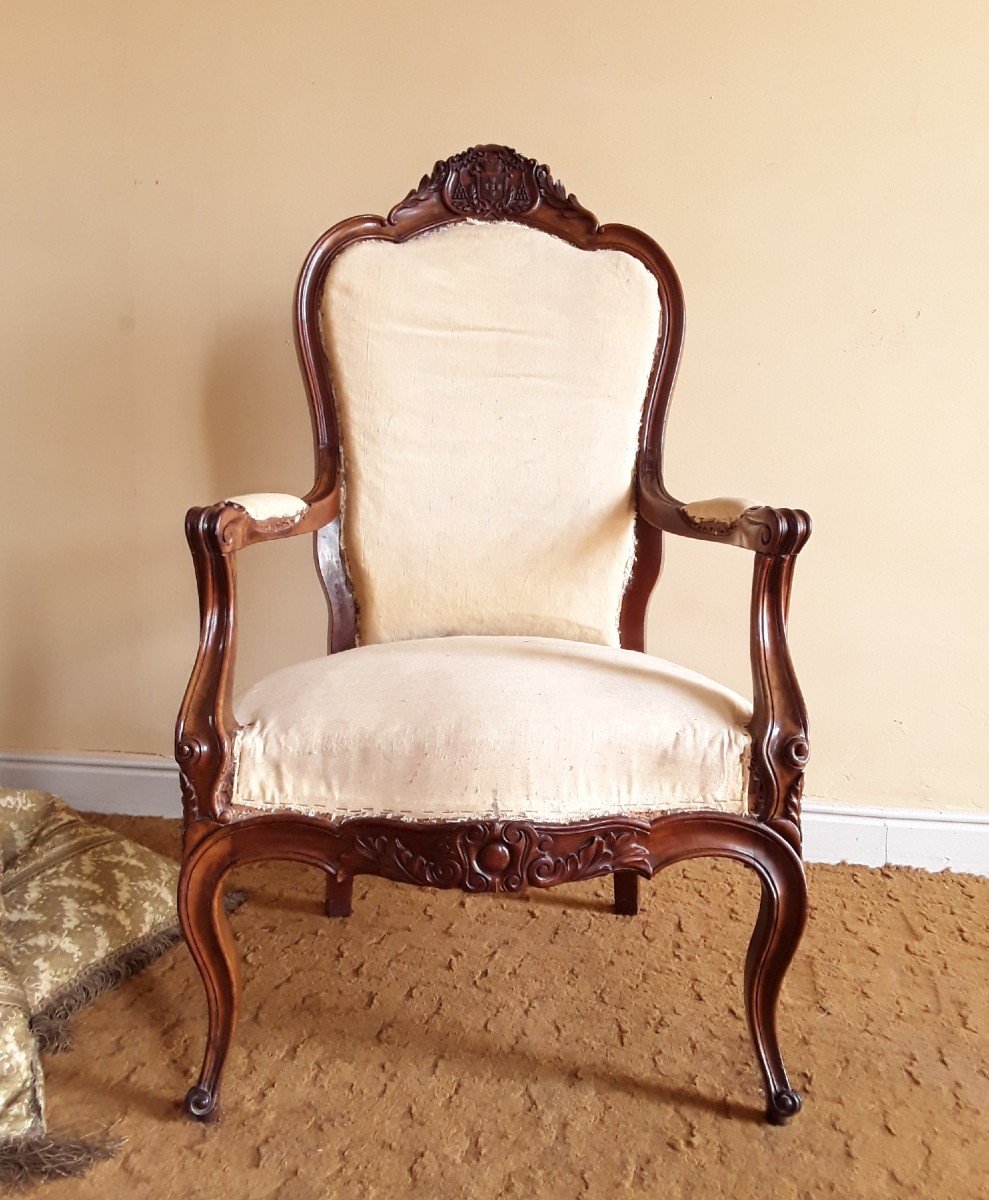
[682,496,755,529]
[226,493,309,521]
[231,636,751,823]
[321,221,661,647]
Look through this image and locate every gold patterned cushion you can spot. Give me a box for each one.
[0,789,181,1180]
[0,890,44,1145]
[0,791,178,1040]
[0,896,117,1181]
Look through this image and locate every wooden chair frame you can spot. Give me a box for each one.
[175,145,812,1127]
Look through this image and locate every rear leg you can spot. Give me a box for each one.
[613,870,639,915]
[325,872,353,918]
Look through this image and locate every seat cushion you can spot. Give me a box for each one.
[231,636,752,824]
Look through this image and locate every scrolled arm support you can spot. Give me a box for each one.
[747,554,810,846]
[197,491,340,556]
[176,505,240,833]
[636,481,811,557]
[636,476,811,844]
[175,488,340,840]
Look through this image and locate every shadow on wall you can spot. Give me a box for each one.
[197,315,329,692]
[0,535,172,749]
[0,310,324,751]
[199,313,314,502]
[1,562,47,747]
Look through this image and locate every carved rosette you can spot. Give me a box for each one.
[338,820,652,893]
[388,144,597,228]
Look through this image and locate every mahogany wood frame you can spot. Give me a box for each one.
[176,146,812,1128]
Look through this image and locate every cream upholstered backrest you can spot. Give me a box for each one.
[320,220,661,647]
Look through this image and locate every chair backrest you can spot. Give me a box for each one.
[296,146,685,652]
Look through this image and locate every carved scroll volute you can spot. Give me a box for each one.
[748,553,810,846]
[175,505,240,836]
[387,144,598,231]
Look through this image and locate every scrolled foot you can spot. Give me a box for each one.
[766,1088,802,1126]
[184,1084,219,1122]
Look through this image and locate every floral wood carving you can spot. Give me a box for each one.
[178,765,199,826]
[783,779,804,831]
[337,819,652,893]
[388,144,597,227]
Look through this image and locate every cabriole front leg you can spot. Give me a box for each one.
[177,839,241,1122]
[645,813,808,1124]
[743,845,808,1124]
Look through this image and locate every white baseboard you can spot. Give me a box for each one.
[0,751,180,817]
[1,751,987,877]
[801,802,989,876]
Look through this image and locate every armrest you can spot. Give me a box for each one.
[188,490,340,555]
[637,480,811,556]
[176,485,339,836]
[637,476,811,850]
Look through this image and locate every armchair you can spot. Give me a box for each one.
[176,145,812,1127]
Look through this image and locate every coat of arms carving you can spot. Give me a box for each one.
[441,145,537,217]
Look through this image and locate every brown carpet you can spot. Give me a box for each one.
[39,815,988,1199]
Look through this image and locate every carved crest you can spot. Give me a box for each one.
[388,143,596,227]
[442,146,536,216]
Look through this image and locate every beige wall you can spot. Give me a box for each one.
[2,1,986,811]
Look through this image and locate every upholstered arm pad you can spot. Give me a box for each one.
[225,492,310,521]
[178,484,340,825]
[681,496,755,529]
[186,490,339,556]
[637,481,811,556]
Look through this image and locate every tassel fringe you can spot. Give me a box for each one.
[0,1131,121,1189]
